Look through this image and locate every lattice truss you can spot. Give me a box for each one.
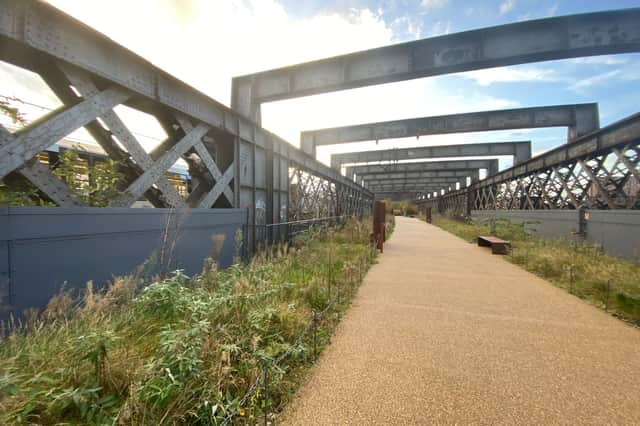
[288,165,369,221]
[423,138,640,216]
[289,166,336,220]
[474,141,640,210]
[0,61,234,208]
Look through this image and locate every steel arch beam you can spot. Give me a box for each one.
[369,182,461,190]
[232,9,640,121]
[301,104,599,156]
[363,177,470,187]
[346,159,499,177]
[357,169,479,181]
[374,192,430,201]
[332,141,531,170]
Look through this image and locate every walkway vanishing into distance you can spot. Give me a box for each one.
[281,217,640,425]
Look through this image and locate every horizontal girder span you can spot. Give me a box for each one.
[302,104,599,155]
[363,176,470,186]
[357,170,479,181]
[346,159,499,176]
[232,8,640,121]
[332,141,532,169]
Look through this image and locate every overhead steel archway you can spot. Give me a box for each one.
[357,169,479,182]
[346,159,499,176]
[232,9,640,122]
[301,104,599,156]
[331,141,532,170]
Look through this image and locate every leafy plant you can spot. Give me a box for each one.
[53,149,124,207]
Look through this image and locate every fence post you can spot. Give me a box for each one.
[263,362,268,426]
[312,310,317,360]
[578,206,589,240]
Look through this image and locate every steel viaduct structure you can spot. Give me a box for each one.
[0,2,639,242]
[0,0,372,240]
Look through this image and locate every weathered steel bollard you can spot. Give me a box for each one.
[370,201,386,253]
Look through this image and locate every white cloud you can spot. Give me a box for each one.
[460,66,560,86]
[547,3,559,16]
[428,20,452,37]
[499,0,516,15]
[568,70,621,94]
[390,16,424,40]
[569,56,629,66]
[420,0,449,10]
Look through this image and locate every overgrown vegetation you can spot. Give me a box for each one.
[383,200,418,216]
[385,213,395,239]
[0,218,377,424]
[54,150,124,207]
[430,215,640,325]
[0,150,124,207]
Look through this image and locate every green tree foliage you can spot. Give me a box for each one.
[0,96,27,126]
[53,150,123,207]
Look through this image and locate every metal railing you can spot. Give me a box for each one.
[242,216,348,257]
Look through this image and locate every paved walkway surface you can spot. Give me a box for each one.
[280,217,640,425]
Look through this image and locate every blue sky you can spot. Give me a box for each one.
[3,0,640,171]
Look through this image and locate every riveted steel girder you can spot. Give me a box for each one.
[232,9,639,121]
[301,104,599,156]
[332,141,531,169]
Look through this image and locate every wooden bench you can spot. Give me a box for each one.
[477,236,511,255]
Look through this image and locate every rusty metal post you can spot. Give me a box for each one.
[371,201,386,253]
[426,207,432,223]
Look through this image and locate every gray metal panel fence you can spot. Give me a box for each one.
[585,210,640,261]
[471,209,640,262]
[0,207,247,318]
[471,210,580,240]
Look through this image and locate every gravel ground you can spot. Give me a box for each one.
[279,216,640,425]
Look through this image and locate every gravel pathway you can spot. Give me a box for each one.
[279,217,640,425]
